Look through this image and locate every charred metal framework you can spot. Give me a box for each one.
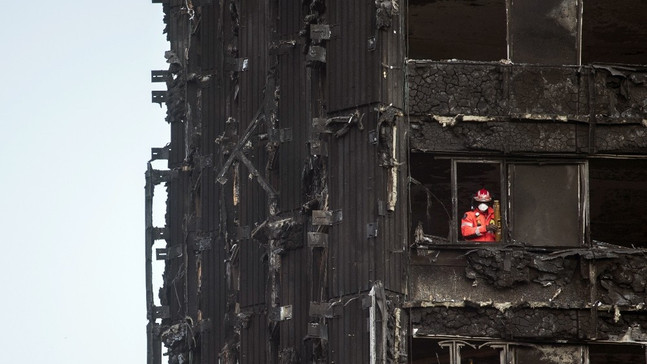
[145,0,647,363]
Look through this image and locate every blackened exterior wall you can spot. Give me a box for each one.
[146,1,647,363]
[146,1,406,363]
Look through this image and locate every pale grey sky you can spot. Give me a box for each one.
[0,2,169,362]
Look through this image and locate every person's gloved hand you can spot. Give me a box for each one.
[486,224,498,233]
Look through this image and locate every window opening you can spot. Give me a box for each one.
[407,0,507,61]
[508,0,579,64]
[589,343,647,364]
[589,159,647,247]
[456,161,502,243]
[411,338,504,364]
[508,163,584,247]
[513,345,584,364]
[582,0,647,65]
[411,155,452,242]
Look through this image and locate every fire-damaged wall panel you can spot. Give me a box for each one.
[327,0,381,112]
[327,108,381,296]
[327,295,370,364]
[276,25,308,212]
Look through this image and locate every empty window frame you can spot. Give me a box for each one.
[582,0,647,65]
[411,339,646,364]
[508,0,580,64]
[411,154,586,246]
[407,0,507,61]
[508,162,586,247]
[410,339,503,364]
[410,154,503,244]
[456,161,503,243]
[589,158,647,247]
[589,343,647,364]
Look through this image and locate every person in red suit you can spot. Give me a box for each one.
[461,188,498,242]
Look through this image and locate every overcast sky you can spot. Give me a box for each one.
[0,2,169,362]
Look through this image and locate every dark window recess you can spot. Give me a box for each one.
[411,155,452,242]
[411,339,502,364]
[456,162,501,242]
[410,154,501,244]
[589,159,647,247]
[407,0,507,61]
[509,163,582,247]
[589,344,647,364]
[460,344,501,364]
[582,0,647,65]
[411,338,451,364]
[509,0,579,64]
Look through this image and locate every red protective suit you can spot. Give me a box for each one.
[461,207,496,242]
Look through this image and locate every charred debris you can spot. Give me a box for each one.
[145,0,647,363]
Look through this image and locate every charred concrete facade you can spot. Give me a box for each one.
[145,0,647,363]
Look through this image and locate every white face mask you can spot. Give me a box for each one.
[478,203,489,212]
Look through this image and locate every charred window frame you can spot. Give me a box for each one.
[410,155,504,245]
[407,0,647,65]
[507,161,587,248]
[581,0,647,65]
[411,335,612,364]
[411,338,647,364]
[589,158,647,248]
[406,0,508,61]
[411,154,587,247]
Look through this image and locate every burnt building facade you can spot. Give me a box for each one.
[145,0,647,363]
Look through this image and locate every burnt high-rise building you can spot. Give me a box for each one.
[145,1,647,363]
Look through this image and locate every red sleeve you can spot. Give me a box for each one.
[461,213,484,238]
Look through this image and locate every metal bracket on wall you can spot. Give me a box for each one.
[377,200,386,216]
[369,130,378,145]
[312,118,329,134]
[151,146,170,161]
[150,169,176,185]
[367,222,378,239]
[306,323,328,340]
[269,128,292,143]
[312,210,343,226]
[151,70,171,83]
[153,305,170,319]
[151,91,167,105]
[152,227,168,241]
[225,57,249,72]
[310,24,331,41]
[307,232,328,248]
[368,37,376,51]
[156,246,183,260]
[269,305,293,322]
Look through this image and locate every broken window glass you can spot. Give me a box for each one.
[508,163,584,247]
[407,0,507,61]
[589,159,647,248]
[582,0,647,65]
